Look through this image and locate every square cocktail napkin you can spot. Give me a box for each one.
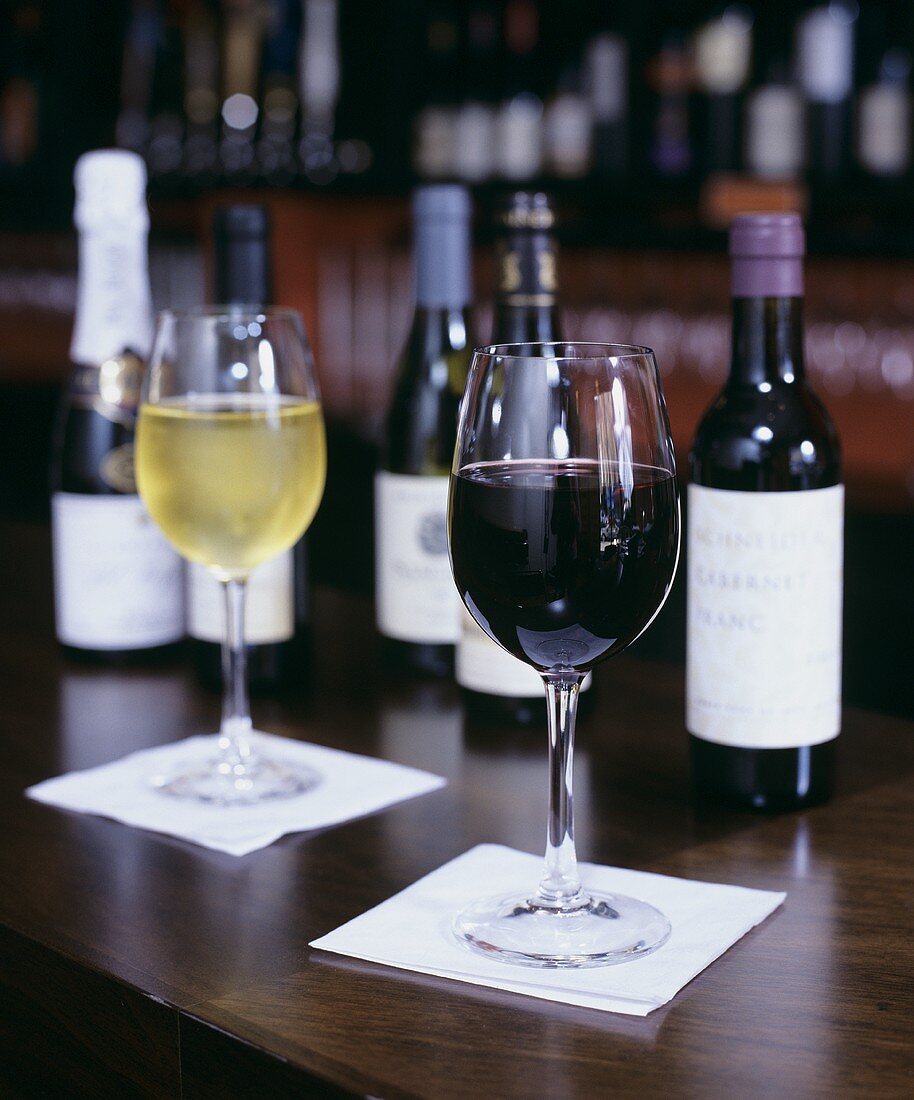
[26,733,446,856]
[311,844,785,1016]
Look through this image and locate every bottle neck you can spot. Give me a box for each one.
[70,222,153,366]
[493,229,562,343]
[415,218,472,310]
[215,236,272,305]
[729,296,805,386]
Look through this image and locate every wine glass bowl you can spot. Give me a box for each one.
[448,342,680,967]
[136,307,326,804]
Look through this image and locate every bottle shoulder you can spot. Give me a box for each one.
[381,309,472,474]
[691,380,841,490]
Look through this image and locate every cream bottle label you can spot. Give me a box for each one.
[687,484,844,749]
[52,492,184,649]
[457,609,592,697]
[187,551,294,644]
[375,471,459,644]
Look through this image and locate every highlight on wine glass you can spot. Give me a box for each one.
[448,342,680,967]
[136,307,326,804]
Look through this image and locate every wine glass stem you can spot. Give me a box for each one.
[537,674,586,909]
[219,578,256,768]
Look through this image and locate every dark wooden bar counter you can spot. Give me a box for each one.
[1,520,913,1098]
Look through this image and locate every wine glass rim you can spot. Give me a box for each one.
[155,305,302,324]
[478,341,655,362]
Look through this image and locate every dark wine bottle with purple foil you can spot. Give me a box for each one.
[688,213,843,812]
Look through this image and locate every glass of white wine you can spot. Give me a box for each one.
[136,307,326,804]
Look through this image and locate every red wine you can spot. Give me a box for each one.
[450,459,679,674]
[456,191,596,724]
[688,213,843,812]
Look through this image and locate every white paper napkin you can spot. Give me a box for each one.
[311,844,785,1016]
[26,733,446,856]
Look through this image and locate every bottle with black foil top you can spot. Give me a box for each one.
[688,213,843,811]
[457,192,591,724]
[51,150,184,660]
[375,185,473,676]
[187,204,312,693]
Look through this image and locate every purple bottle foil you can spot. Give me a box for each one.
[730,212,804,298]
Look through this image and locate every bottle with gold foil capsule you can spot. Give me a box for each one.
[456,192,592,724]
[50,150,184,660]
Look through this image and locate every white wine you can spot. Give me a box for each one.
[137,395,325,578]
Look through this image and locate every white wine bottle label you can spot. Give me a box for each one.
[187,551,294,644]
[52,492,184,649]
[687,484,844,749]
[375,471,459,644]
[457,608,592,697]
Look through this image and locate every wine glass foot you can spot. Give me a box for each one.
[151,757,320,805]
[453,889,671,968]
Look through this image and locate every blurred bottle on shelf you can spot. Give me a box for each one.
[585,31,629,180]
[495,0,543,180]
[693,5,753,175]
[745,56,805,180]
[146,3,186,182]
[856,48,911,179]
[646,26,694,179]
[219,0,265,184]
[182,0,220,181]
[256,0,301,185]
[544,65,591,180]
[115,0,159,158]
[452,3,498,183]
[413,3,460,179]
[795,2,857,182]
[298,0,340,184]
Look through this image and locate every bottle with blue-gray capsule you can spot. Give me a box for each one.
[375,185,474,677]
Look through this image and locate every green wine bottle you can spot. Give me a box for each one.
[375,185,473,677]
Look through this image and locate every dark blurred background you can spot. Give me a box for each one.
[0,0,911,717]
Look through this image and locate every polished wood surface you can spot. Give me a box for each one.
[1,520,913,1097]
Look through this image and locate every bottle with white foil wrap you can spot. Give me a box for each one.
[375,185,472,677]
[51,150,184,659]
[688,212,843,811]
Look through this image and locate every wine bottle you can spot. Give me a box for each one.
[795,4,856,182]
[187,204,312,694]
[494,0,543,181]
[51,149,184,660]
[453,3,498,183]
[744,59,805,180]
[586,32,628,180]
[413,3,461,179]
[856,49,912,178]
[688,213,843,811]
[375,185,472,677]
[693,8,753,174]
[456,192,591,724]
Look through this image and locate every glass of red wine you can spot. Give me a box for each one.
[448,343,680,967]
